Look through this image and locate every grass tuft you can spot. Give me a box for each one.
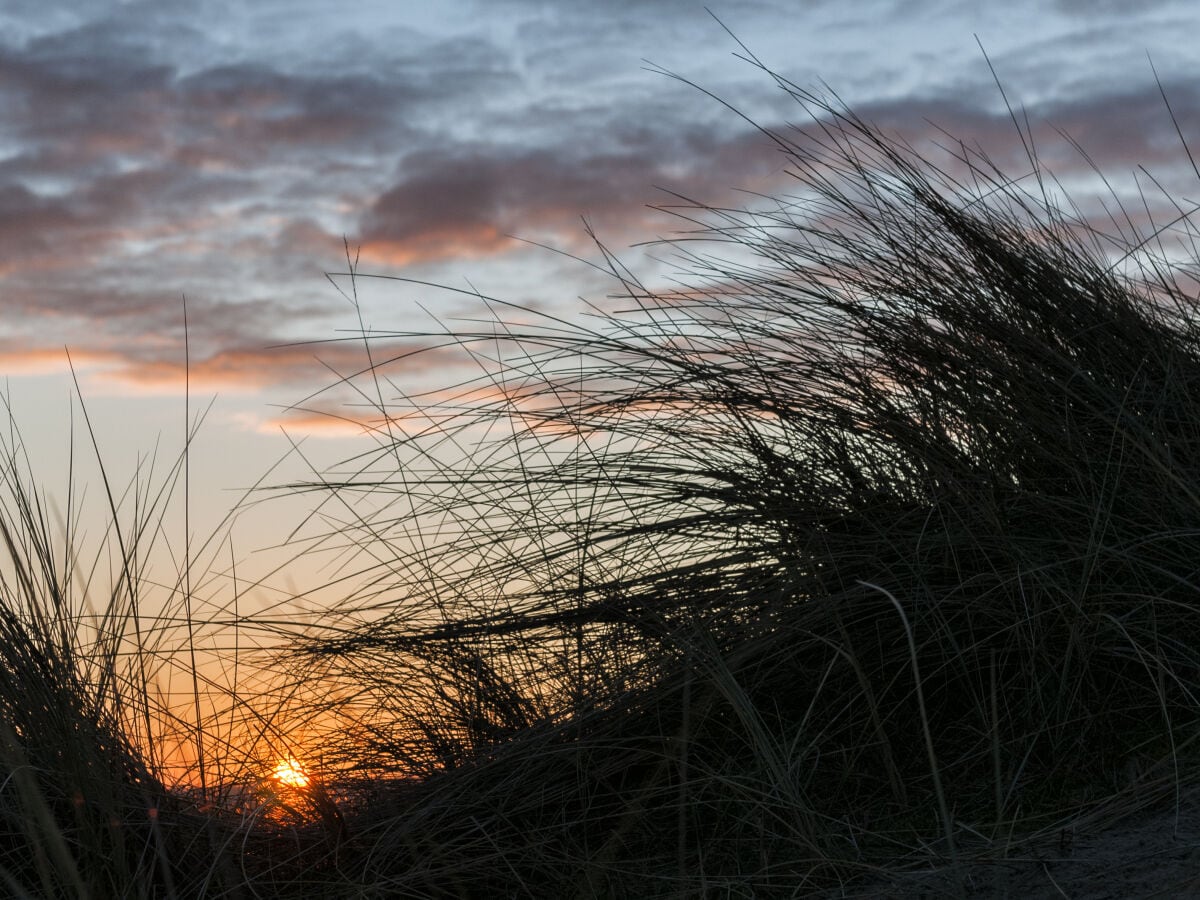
[282,66,1200,896]
[7,52,1200,898]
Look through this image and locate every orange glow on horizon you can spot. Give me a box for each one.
[271,757,311,789]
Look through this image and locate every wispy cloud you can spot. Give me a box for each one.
[0,0,1197,418]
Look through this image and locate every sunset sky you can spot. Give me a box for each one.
[2,0,1198,582]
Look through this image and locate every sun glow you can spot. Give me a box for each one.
[271,758,311,789]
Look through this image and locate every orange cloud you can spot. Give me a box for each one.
[0,346,125,377]
[357,226,516,267]
[89,340,456,396]
[243,378,563,441]
[244,409,391,439]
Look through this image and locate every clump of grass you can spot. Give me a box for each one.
[6,45,1200,899]
[281,59,1200,895]
[0,406,208,897]
[0,395,347,897]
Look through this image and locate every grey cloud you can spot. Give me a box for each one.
[846,77,1200,186]
[355,119,785,262]
[0,0,1197,407]
[0,12,517,172]
[1051,0,1182,11]
[351,62,1200,269]
[0,14,521,357]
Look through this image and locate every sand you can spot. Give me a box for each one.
[824,784,1200,898]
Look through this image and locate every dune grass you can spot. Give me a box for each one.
[6,57,1200,897]
[278,69,1200,895]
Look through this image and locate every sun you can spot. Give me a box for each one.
[271,757,311,789]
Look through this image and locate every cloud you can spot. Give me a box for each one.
[0,0,1197,418]
[1051,0,1180,11]
[0,9,529,377]
[0,344,123,377]
[249,411,369,439]
[354,122,788,266]
[351,64,1200,273]
[248,376,567,441]
[766,75,1200,211]
[85,336,467,397]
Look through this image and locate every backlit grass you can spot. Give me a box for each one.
[4,56,1200,897]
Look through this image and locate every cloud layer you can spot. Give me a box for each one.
[0,0,1197,415]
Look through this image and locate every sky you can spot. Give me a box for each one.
[2,0,1199,607]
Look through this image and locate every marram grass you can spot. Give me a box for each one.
[6,62,1200,897]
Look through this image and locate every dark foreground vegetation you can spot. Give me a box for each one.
[6,57,1200,897]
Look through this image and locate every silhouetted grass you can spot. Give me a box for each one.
[280,65,1200,896]
[7,54,1200,898]
[0,393,346,895]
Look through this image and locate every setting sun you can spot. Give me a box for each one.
[271,758,311,789]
